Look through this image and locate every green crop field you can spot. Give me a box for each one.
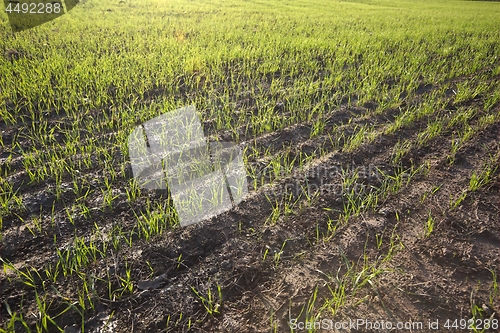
[1,0,499,331]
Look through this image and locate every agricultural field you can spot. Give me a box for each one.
[1,0,499,331]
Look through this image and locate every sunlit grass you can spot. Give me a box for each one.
[1,0,499,330]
